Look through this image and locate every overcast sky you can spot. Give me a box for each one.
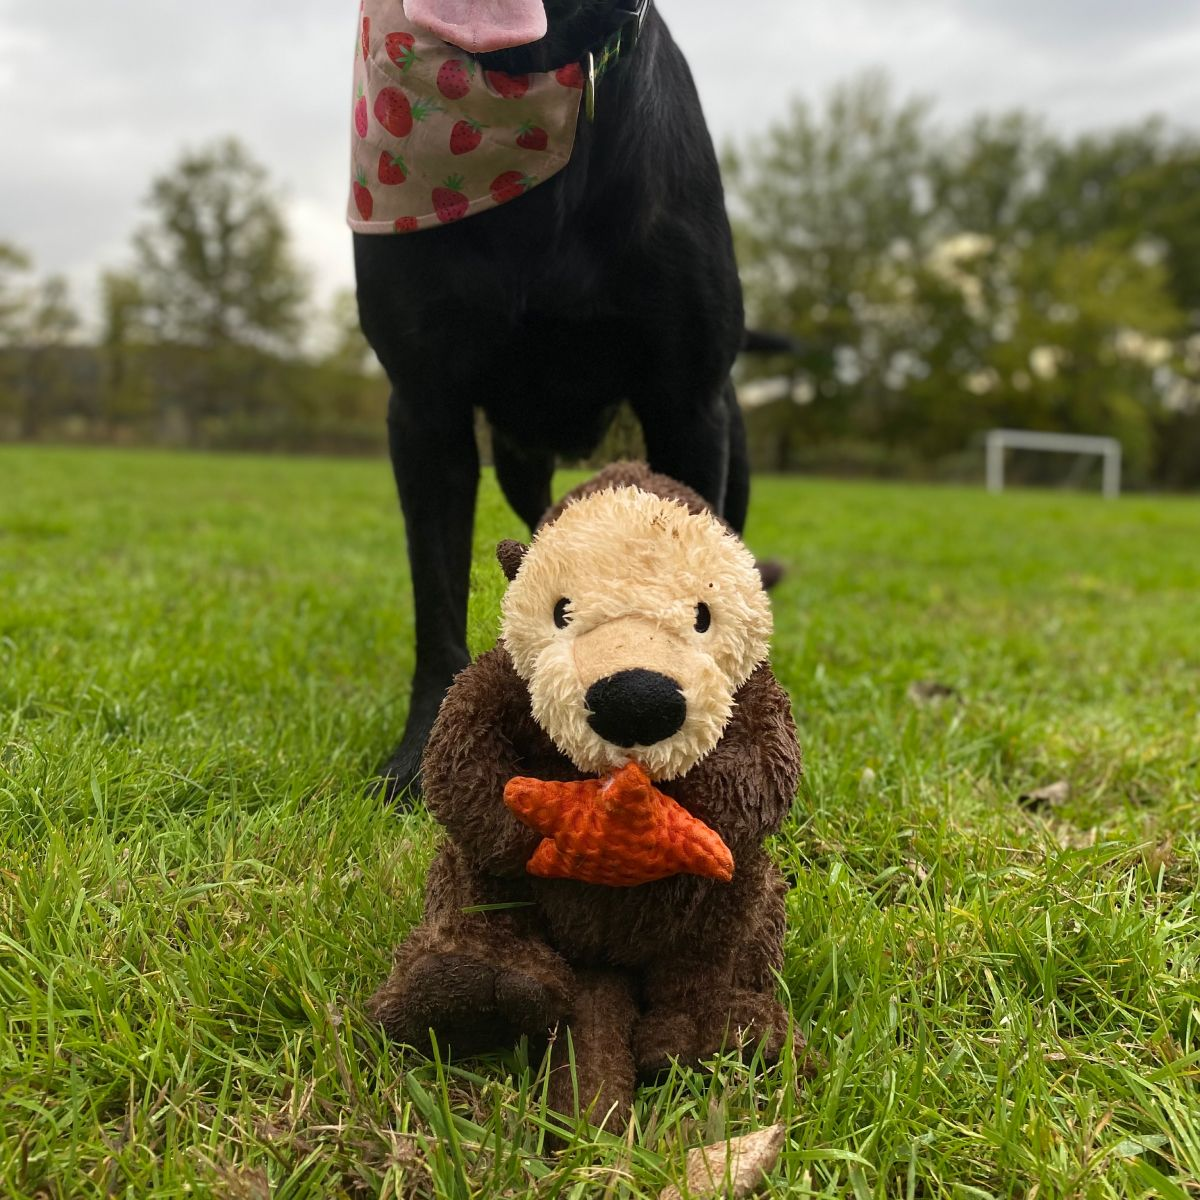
[3,0,1200,334]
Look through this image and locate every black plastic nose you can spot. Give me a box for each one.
[585,669,687,748]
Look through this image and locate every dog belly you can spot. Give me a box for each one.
[479,314,637,456]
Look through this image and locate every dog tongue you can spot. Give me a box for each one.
[402,0,548,53]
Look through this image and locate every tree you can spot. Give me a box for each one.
[132,138,308,351]
[16,274,80,439]
[0,246,81,438]
[927,111,1049,240]
[726,75,1197,481]
[0,242,33,345]
[0,244,34,430]
[727,72,934,333]
[126,138,311,441]
[99,270,152,425]
[1024,122,1200,325]
[725,74,942,455]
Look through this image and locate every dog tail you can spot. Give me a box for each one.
[740,328,805,356]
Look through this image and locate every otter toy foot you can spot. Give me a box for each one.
[635,990,799,1077]
[370,948,573,1055]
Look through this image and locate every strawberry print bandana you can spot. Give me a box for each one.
[348,0,587,233]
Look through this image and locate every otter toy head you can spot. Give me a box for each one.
[498,485,772,782]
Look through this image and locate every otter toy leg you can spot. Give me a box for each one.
[370,847,575,1055]
[634,954,729,1075]
[546,970,638,1132]
[369,918,575,1054]
[634,860,797,1074]
[634,969,795,1076]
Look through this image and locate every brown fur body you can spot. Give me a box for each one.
[370,467,802,1128]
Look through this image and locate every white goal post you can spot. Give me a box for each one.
[985,429,1123,499]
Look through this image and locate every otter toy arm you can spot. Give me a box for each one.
[422,646,573,878]
[667,665,801,855]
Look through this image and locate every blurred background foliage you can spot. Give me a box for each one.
[2,75,1198,486]
[727,76,1200,488]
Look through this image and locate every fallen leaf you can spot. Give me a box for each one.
[206,1164,270,1200]
[907,680,960,705]
[1141,838,1175,878]
[1018,780,1070,812]
[904,856,930,885]
[659,1124,786,1200]
[1045,819,1098,850]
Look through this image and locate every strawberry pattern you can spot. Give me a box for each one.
[349,0,584,234]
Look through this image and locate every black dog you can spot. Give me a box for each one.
[355,0,749,799]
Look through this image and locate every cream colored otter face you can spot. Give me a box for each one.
[501,487,772,781]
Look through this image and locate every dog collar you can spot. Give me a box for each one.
[583,0,651,118]
[348,0,651,234]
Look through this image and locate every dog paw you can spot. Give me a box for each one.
[376,738,426,805]
[755,558,786,591]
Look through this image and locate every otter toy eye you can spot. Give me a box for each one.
[695,602,712,633]
[553,598,572,629]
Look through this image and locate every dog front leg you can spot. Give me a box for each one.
[380,389,479,801]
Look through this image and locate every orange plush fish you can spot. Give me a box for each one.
[503,761,734,887]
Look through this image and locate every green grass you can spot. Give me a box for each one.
[1,445,1198,1199]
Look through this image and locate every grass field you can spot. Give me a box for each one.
[1,445,1198,1199]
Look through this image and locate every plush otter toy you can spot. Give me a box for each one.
[370,463,802,1129]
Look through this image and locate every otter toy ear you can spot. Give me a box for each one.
[496,540,529,582]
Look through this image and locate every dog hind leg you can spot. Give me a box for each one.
[635,387,732,521]
[491,429,556,534]
[722,379,751,535]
